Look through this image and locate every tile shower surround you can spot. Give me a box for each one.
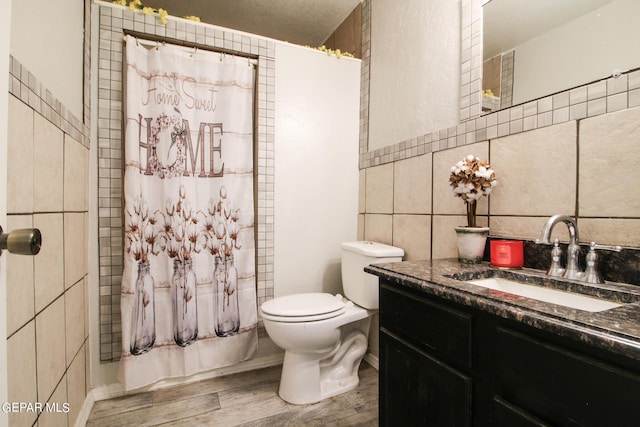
[96,3,276,362]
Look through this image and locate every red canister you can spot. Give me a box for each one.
[490,240,524,268]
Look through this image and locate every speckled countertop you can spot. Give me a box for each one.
[366,259,640,363]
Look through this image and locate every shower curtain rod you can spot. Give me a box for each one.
[123,34,258,65]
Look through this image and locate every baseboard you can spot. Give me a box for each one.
[74,389,98,427]
[73,352,285,426]
[364,352,379,370]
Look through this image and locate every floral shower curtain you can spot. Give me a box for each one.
[118,35,258,390]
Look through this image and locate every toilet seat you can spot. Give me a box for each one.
[261,293,346,323]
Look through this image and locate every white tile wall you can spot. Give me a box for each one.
[579,107,640,218]
[393,154,432,214]
[7,54,90,427]
[33,115,64,212]
[6,323,37,427]
[7,96,34,213]
[35,297,66,411]
[491,122,577,216]
[5,215,35,336]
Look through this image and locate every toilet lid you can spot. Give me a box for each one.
[261,293,346,320]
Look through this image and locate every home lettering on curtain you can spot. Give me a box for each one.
[118,35,258,390]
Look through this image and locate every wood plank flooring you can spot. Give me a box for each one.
[87,363,378,426]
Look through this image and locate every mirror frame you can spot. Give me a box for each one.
[460,0,483,124]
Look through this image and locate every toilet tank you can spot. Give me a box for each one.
[341,241,404,309]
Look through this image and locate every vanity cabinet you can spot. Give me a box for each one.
[379,280,640,426]
[379,283,473,426]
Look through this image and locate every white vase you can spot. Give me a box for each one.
[454,226,489,263]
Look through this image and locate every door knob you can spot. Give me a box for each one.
[0,226,42,256]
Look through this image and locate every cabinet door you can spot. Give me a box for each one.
[380,284,473,369]
[494,326,640,426]
[380,330,472,427]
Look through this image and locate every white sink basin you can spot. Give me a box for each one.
[467,278,622,312]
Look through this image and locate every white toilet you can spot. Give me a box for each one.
[260,241,404,405]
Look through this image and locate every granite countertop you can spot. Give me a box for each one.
[366,259,640,362]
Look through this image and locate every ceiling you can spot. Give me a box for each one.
[146,0,361,46]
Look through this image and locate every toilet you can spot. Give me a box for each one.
[260,241,404,405]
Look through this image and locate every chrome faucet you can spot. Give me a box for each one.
[536,215,582,280]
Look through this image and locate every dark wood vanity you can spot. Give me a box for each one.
[369,260,640,426]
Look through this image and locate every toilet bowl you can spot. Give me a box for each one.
[261,241,404,405]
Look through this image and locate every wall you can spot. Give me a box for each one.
[6,59,90,427]
[323,3,362,59]
[359,0,640,358]
[367,0,461,152]
[359,0,640,257]
[6,1,90,426]
[274,43,360,298]
[361,104,640,257]
[10,0,84,119]
[0,2,11,425]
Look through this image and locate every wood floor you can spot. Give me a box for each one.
[86,363,378,426]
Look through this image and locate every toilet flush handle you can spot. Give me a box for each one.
[0,226,42,256]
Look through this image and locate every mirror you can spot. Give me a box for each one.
[481,0,640,114]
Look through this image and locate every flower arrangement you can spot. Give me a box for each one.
[112,0,201,25]
[449,154,497,228]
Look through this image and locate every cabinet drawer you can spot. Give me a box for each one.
[494,326,640,426]
[380,283,473,369]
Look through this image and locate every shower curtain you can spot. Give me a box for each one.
[118,35,258,390]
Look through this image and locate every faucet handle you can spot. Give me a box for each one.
[583,242,622,284]
[546,239,565,277]
[589,242,622,252]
